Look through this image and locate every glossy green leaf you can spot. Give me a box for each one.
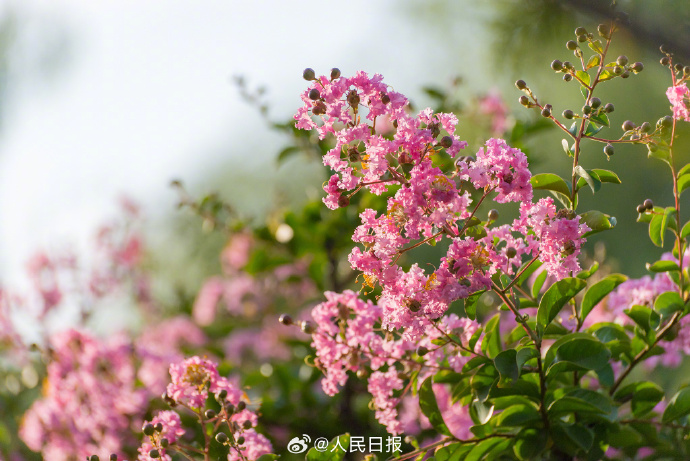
[481,314,502,358]
[464,290,485,321]
[547,396,607,417]
[598,69,615,82]
[649,214,663,247]
[646,260,680,272]
[614,382,665,418]
[591,168,620,183]
[679,174,690,196]
[589,112,609,127]
[678,163,690,178]
[530,173,571,198]
[574,166,599,193]
[654,291,684,318]
[547,336,611,376]
[588,40,603,54]
[583,121,604,137]
[531,270,548,298]
[513,428,547,460]
[662,387,690,423]
[681,221,690,239]
[306,434,350,461]
[464,437,505,461]
[660,207,675,246]
[494,349,519,387]
[555,422,594,452]
[537,277,587,329]
[434,443,472,461]
[580,274,627,321]
[495,404,541,426]
[419,377,451,436]
[624,305,660,333]
[580,210,616,236]
[576,70,591,86]
[577,262,599,279]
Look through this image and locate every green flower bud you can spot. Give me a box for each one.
[563,109,574,119]
[519,95,529,106]
[640,122,652,133]
[154,423,163,433]
[684,66,690,76]
[631,62,643,73]
[621,70,630,79]
[616,55,629,66]
[506,247,517,259]
[622,120,635,131]
[575,27,587,36]
[143,423,155,436]
[566,40,578,50]
[551,59,563,71]
[330,68,341,79]
[577,34,587,43]
[636,204,646,214]
[597,24,610,38]
[613,66,623,75]
[630,133,640,140]
[488,209,499,221]
[109,455,117,461]
[604,143,614,156]
[563,73,573,82]
[205,409,216,419]
[675,63,684,72]
[149,449,160,459]
[301,320,317,334]
[515,79,527,90]
[563,61,574,70]
[661,56,670,66]
[302,68,316,81]
[660,115,673,128]
[582,105,592,115]
[89,456,99,461]
[279,314,293,326]
[243,420,253,430]
[237,401,246,411]
[217,389,228,401]
[407,299,421,312]
[215,432,229,444]
[590,97,601,109]
[604,103,615,113]
[541,105,552,117]
[417,346,429,356]
[237,436,246,445]
[644,199,654,210]
[308,88,320,100]
[440,136,453,148]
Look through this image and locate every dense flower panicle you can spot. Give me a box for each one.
[514,198,590,280]
[227,431,274,461]
[368,368,405,435]
[167,356,240,408]
[666,83,690,121]
[457,138,533,204]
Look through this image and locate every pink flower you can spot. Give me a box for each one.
[137,411,185,461]
[667,83,690,121]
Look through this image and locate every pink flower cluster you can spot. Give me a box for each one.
[309,290,480,434]
[138,411,185,461]
[19,330,147,461]
[666,83,690,122]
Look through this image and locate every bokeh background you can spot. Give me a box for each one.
[1,0,690,459]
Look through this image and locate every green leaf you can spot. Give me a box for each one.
[494,349,519,387]
[495,404,541,426]
[514,260,542,287]
[589,112,610,127]
[306,434,350,461]
[468,329,483,353]
[530,173,571,198]
[586,54,600,70]
[580,210,616,236]
[464,437,505,461]
[681,221,690,239]
[614,382,665,418]
[577,262,599,279]
[547,336,611,376]
[277,146,300,164]
[646,260,680,272]
[660,207,675,246]
[531,270,548,298]
[463,356,490,373]
[654,291,684,318]
[576,70,591,87]
[598,69,615,82]
[435,443,472,461]
[419,377,451,436]
[513,428,547,460]
[679,175,690,196]
[583,122,604,137]
[649,214,664,247]
[537,278,587,329]
[678,163,690,178]
[580,274,627,322]
[624,305,660,333]
[588,40,603,54]
[562,139,573,156]
[548,396,608,417]
[554,422,594,452]
[574,166,598,193]
[590,169,620,184]
[481,314,502,358]
[663,387,690,423]
[464,290,485,321]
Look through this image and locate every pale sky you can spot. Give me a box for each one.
[0,0,489,284]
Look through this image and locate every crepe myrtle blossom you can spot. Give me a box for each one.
[137,411,185,461]
[666,83,690,122]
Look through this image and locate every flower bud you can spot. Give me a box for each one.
[110,456,117,461]
[563,74,573,82]
[356,369,368,379]
[519,95,529,106]
[279,314,294,326]
[582,105,592,115]
[590,97,601,109]
[622,120,635,131]
[416,346,429,356]
[551,59,563,71]
[149,449,160,459]
[215,432,229,444]
[613,66,623,75]
[566,40,578,51]
[597,24,610,38]
[562,240,576,256]
[575,27,587,36]
[157,438,168,449]
[302,68,316,81]
[660,116,673,128]
[216,389,228,401]
[347,90,360,107]
[301,320,317,334]
[630,133,639,140]
[604,143,614,157]
[381,93,390,104]
[154,422,163,433]
[241,420,252,430]
[616,55,629,66]
[308,88,320,100]
[237,436,246,445]
[237,401,246,411]
[604,103,614,113]
[684,66,690,76]
[636,204,646,214]
[644,199,654,210]
[577,34,587,43]
[89,456,99,461]
[660,44,670,54]
[563,109,574,119]
[640,122,652,133]
[631,62,643,73]
[312,101,327,115]
[541,106,552,117]
[661,56,670,66]
[563,61,574,70]
[675,63,684,72]
[621,70,630,79]
[205,409,216,419]
[330,68,341,79]
[337,195,350,208]
[143,423,155,436]
[407,299,421,313]
[506,247,517,259]
[488,209,499,221]
[515,79,527,90]
[440,136,453,148]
